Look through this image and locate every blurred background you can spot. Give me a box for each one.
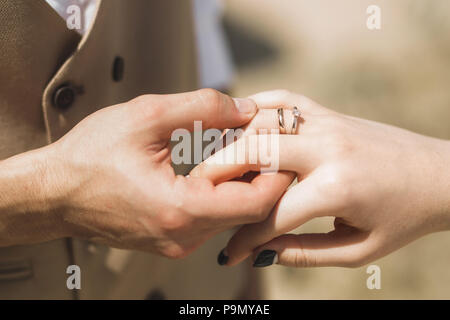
[215,0,450,299]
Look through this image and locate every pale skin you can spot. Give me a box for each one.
[191,90,450,268]
[0,89,294,259]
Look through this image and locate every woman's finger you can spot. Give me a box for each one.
[251,230,373,268]
[248,90,330,115]
[218,174,329,266]
[190,134,319,184]
[242,108,297,135]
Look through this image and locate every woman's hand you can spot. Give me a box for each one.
[191,90,450,268]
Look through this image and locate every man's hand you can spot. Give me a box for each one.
[0,89,293,259]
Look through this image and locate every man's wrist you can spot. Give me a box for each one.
[0,145,69,246]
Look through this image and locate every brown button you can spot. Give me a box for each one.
[112,56,124,82]
[146,288,166,300]
[53,84,76,110]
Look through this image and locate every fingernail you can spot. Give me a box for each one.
[233,98,256,114]
[253,250,278,268]
[217,248,229,266]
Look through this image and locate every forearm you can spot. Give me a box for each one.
[430,138,450,231]
[0,146,66,246]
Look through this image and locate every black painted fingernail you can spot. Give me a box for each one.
[217,249,229,266]
[253,250,278,268]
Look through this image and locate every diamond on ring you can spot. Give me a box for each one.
[291,106,301,134]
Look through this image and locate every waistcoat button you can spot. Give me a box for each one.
[53,84,76,110]
[146,288,166,300]
[112,56,125,82]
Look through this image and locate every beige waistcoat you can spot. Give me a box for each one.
[0,0,247,299]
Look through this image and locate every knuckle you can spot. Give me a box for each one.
[249,204,268,223]
[292,239,317,268]
[160,245,189,260]
[172,188,198,219]
[197,88,223,109]
[129,94,156,109]
[255,182,291,222]
[129,94,150,104]
[172,178,215,222]
[317,164,356,210]
[243,191,274,223]
[159,210,191,233]
[319,164,347,192]
[196,88,226,126]
[320,117,354,157]
[130,94,165,120]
